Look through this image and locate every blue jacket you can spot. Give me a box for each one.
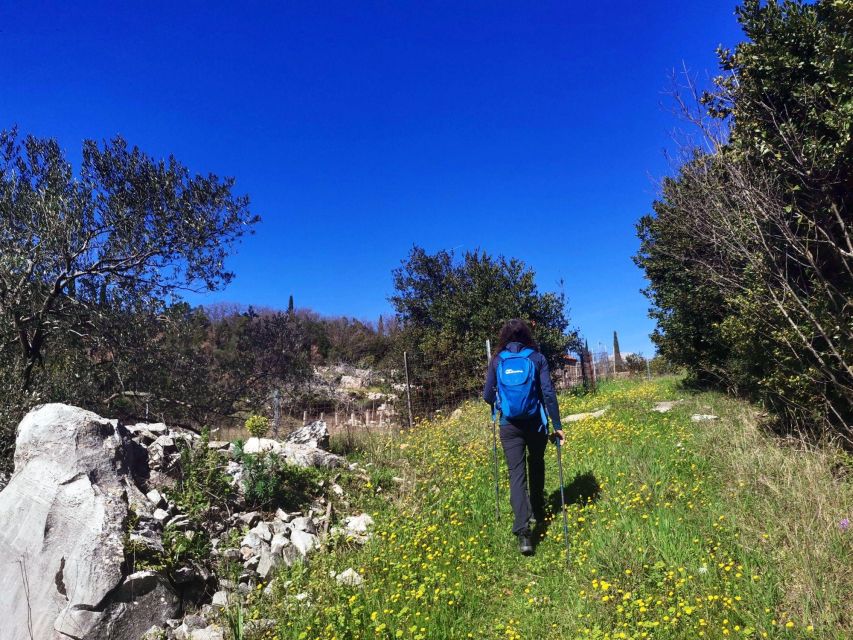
[482,341,563,430]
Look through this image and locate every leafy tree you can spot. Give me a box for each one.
[635,154,735,388]
[624,353,647,377]
[636,0,852,439]
[203,308,311,419]
[390,246,577,400]
[89,302,312,430]
[649,355,679,377]
[0,128,258,390]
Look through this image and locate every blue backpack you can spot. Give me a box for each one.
[496,348,546,424]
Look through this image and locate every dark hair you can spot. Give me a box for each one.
[494,318,538,358]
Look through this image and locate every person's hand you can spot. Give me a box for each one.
[551,429,565,446]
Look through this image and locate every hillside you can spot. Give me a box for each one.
[243,378,852,640]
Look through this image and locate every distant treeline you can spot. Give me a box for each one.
[636,0,852,441]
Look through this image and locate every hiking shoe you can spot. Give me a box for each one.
[518,532,534,556]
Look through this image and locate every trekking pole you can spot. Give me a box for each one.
[554,436,571,566]
[486,339,500,521]
[491,410,500,521]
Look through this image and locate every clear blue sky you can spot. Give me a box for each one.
[0,1,745,356]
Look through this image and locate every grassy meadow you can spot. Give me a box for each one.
[232,378,852,640]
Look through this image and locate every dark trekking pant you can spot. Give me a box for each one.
[499,421,548,535]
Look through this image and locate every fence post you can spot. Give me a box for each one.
[403,351,414,429]
[302,410,308,426]
[272,388,281,438]
[646,358,652,380]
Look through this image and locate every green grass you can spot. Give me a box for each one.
[234,378,852,640]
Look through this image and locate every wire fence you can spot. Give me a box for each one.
[213,351,481,441]
[554,345,653,394]
[213,342,651,441]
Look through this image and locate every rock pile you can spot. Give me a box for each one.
[241,426,344,469]
[311,364,399,408]
[0,404,371,640]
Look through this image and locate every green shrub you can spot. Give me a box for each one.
[162,524,210,568]
[233,442,322,511]
[244,414,271,439]
[172,429,235,520]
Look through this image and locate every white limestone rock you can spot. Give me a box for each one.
[344,513,375,535]
[270,533,291,556]
[335,568,364,587]
[564,407,608,422]
[290,529,320,556]
[250,521,273,542]
[691,414,719,422]
[240,530,264,551]
[153,508,171,524]
[652,401,681,413]
[147,488,167,508]
[279,442,345,469]
[281,543,301,567]
[256,544,281,580]
[290,516,317,534]
[285,420,330,449]
[238,511,261,526]
[0,404,180,640]
[243,437,282,454]
[190,628,225,640]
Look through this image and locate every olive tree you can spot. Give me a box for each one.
[0,128,258,390]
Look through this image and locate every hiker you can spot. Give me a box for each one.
[483,318,564,555]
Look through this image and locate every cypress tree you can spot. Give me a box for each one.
[613,331,624,373]
[582,339,596,392]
